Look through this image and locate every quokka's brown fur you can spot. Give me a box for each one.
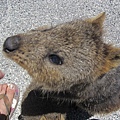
[3,12,120,120]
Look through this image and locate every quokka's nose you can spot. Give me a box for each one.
[3,36,21,52]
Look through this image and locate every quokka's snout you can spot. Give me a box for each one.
[3,35,21,53]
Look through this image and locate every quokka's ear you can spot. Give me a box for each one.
[84,12,106,40]
[108,46,120,62]
[105,45,120,67]
[86,12,106,28]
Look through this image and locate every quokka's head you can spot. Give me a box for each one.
[3,13,120,91]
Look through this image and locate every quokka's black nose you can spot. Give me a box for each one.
[3,36,21,52]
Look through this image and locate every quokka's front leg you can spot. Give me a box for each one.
[19,88,68,120]
[18,114,65,120]
[19,86,93,120]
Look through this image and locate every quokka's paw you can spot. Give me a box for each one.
[18,114,41,120]
[40,113,65,120]
[18,114,65,120]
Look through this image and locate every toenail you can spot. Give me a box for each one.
[8,84,15,89]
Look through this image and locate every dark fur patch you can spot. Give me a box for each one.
[21,89,92,120]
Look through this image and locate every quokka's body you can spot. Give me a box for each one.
[3,12,120,120]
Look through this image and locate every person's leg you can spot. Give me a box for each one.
[0,84,15,115]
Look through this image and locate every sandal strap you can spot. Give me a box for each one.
[0,94,11,116]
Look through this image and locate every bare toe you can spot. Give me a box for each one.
[0,84,2,91]
[0,71,4,79]
[0,84,18,117]
[0,84,8,115]
[1,84,7,94]
[6,84,15,105]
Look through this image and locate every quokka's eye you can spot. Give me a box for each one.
[49,54,63,65]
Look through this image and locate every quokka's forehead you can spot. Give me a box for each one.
[54,20,90,31]
[47,21,91,37]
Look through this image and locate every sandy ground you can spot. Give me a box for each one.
[0,0,120,119]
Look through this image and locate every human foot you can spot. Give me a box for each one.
[0,84,15,115]
[0,70,4,79]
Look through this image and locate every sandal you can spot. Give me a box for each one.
[0,83,20,120]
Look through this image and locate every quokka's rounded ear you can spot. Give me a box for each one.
[107,46,120,61]
[86,12,106,28]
